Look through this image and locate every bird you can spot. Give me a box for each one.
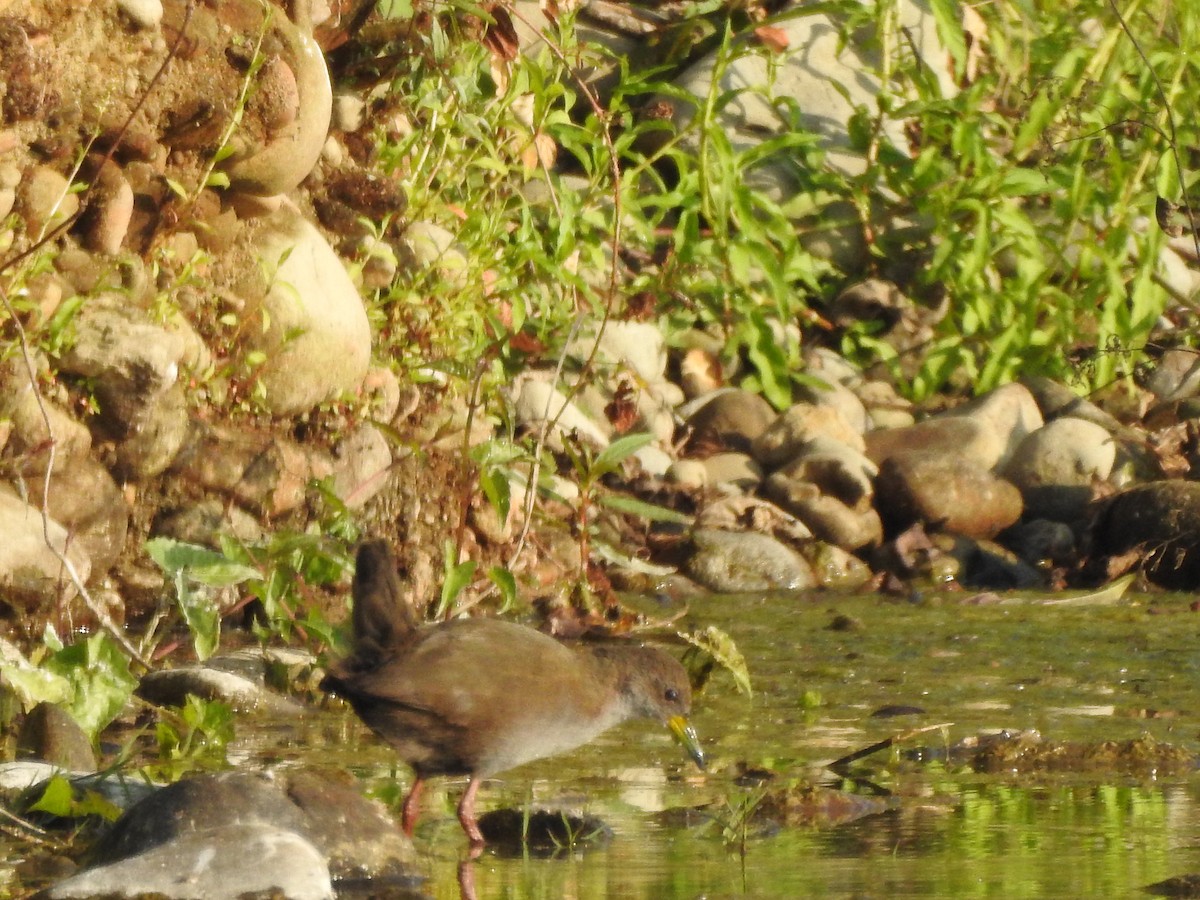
[321,541,705,853]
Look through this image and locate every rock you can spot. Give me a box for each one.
[331,91,366,132]
[701,452,762,491]
[82,164,134,255]
[281,770,418,879]
[512,376,610,449]
[116,0,163,29]
[57,299,186,436]
[332,424,392,508]
[776,435,878,505]
[806,542,873,591]
[241,206,372,415]
[797,375,870,435]
[694,495,814,546]
[113,383,191,480]
[151,499,263,549]
[684,389,777,453]
[666,459,708,489]
[763,476,882,551]
[137,667,304,716]
[633,443,673,477]
[3,382,93,465]
[570,321,668,383]
[401,220,468,285]
[665,1,952,188]
[1092,482,1200,589]
[17,703,96,773]
[26,456,129,580]
[685,527,815,592]
[865,416,1003,472]
[225,8,332,196]
[170,424,333,517]
[0,488,91,612]
[875,451,1023,540]
[1020,376,1124,432]
[945,382,1044,470]
[19,166,79,235]
[1002,417,1115,522]
[752,403,865,468]
[44,824,332,900]
[81,771,416,887]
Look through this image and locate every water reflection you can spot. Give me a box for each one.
[307,592,1200,897]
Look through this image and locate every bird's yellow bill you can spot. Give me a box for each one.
[668,715,706,771]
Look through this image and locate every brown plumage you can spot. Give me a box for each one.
[321,541,704,851]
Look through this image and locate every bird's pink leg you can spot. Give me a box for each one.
[401,777,424,836]
[457,776,486,856]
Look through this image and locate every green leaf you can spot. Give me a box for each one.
[680,625,752,697]
[146,538,260,587]
[591,432,656,477]
[439,541,478,615]
[28,776,74,817]
[487,565,519,610]
[44,634,138,739]
[928,0,967,82]
[598,492,694,525]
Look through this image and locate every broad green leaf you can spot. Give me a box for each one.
[592,432,656,476]
[146,538,260,587]
[680,625,752,697]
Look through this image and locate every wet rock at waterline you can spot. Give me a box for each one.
[16,703,97,774]
[685,527,816,593]
[61,770,419,897]
[42,824,334,900]
[1092,482,1200,589]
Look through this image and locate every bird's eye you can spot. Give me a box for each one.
[664,688,680,702]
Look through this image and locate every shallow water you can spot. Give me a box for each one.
[299,590,1200,899]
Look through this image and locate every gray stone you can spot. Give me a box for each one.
[1002,417,1115,521]
[865,416,1005,472]
[17,703,96,773]
[137,667,304,716]
[44,824,332,900]
[113,383,191,480]
[685,527,815,592]
[19,166,79,236]
[116,0,163,29]
[28,456,129,580]
[775,436,877,506]
[666,459,708,489]
[570,321,668,383]
[57,299,186,435]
